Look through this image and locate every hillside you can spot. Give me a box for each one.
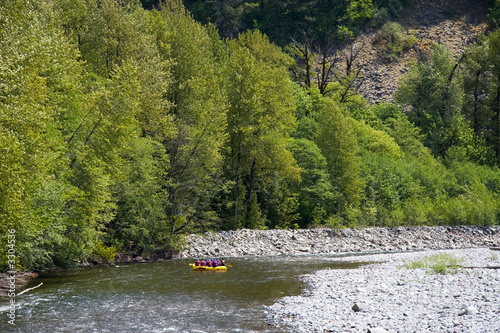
[356,0,490,104]
[2,0,500,272]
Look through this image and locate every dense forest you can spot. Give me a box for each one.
[2,0,500,270]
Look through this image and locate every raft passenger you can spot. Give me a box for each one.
[221,258,226,266]
[195,259,200,266]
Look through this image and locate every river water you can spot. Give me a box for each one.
[1,254,369,332]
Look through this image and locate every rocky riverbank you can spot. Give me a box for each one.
[0,272,38,298]
[180,225,499,258]
[266,247,500,332]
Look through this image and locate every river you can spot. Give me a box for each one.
[0,254,370,332]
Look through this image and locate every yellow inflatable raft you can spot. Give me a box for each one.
[189,263,228,271]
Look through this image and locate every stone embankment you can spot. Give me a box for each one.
[180,225,499,258]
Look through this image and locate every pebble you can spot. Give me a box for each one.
[266,248,500,333]
[180,226,500,258]
[180,226,499,332]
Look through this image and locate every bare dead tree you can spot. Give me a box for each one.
[316,41,341,95]
[290,29,316,89]
[288,29,367,101]
[321,36,367,101]
[341,37,366,77]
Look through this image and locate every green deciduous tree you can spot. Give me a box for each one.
[394,44,476,160]
[223,30,300,229]
[488,29,500,165]
[0,0,88,268]
[150,2,228,233]
[315,98,364,224]
[288,138,335,227]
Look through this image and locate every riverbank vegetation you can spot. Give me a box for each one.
[403,253,465,274]
[1,0,500,271]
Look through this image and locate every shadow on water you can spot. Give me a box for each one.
[0,254,372,332]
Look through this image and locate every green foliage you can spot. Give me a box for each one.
[373,0,408,17]
[489,0,500,27]
[288,138,335,227]
[404,253,464,274]
[112,137,171,252]
[0,0,89,269]
[92,241,117,263]
[395,44,471,158]
[2,0,500,272]
[315,98,364,224]
[353,118,403,159]
[153,4,229,234]
[261,176,300,229]
[222,30,300,229]
[183,0,377,45]
[376,22,416,62]
[369,103,430,157]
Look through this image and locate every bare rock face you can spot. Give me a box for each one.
[351,0,490,105]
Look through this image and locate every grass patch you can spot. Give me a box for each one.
[404,253,464,274]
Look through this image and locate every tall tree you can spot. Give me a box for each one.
[223,30,300,229]
[315,98,364,223]
[488,29,500,165]
[151,1,228,233]
[394,44,474,159]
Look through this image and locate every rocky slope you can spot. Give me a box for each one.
[355,0,490,104]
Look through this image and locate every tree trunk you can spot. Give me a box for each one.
[245,157,257,227]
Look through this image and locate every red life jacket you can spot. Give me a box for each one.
[206,260,211,267]
[212,260,217,267]
[201,260,205,266]
[195,260,200,266]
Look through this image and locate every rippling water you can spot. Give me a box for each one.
[0,254,368,332]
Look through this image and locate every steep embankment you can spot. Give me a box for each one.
[357,0,490,104]
[180,226,500,258]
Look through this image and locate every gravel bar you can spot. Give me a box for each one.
[180,226,499,258]
[266,248,500,333]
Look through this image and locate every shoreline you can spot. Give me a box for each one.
[266,247,500,332]
[0,272,38,298]
[180,225,499,258]
[1,225,498,299]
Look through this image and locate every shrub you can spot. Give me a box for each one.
[404,253,464,274]
[489,0,500,27]
[370,8,390,28]
[92,241,117,263]
[377,22,416,62]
